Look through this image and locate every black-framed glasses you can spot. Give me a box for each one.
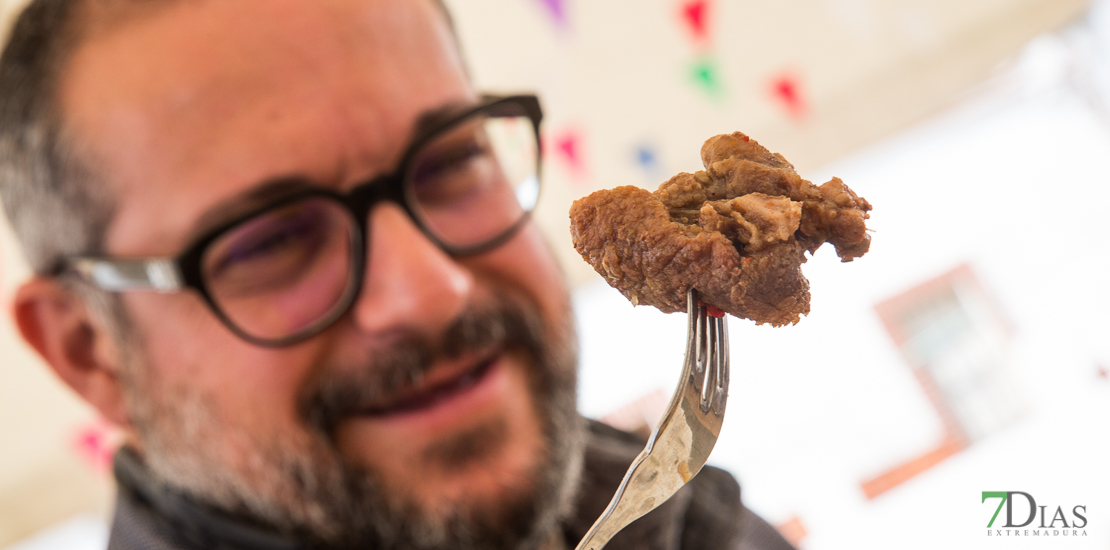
[57,95,543,347]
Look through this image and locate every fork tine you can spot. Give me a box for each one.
[713,315,729,415]
[701,309,718,412]
[686,289,700,393]
[692,297,707,395]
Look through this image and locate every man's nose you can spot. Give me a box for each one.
[349,203,474,339]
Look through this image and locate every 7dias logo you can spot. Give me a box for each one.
[982,491,1088,538]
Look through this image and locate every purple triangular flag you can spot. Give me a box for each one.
[537,0,567,27]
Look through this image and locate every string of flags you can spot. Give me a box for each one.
[679,0,724,98]
[528,0,812,188]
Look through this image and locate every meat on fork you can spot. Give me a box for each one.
[569,131,872,326]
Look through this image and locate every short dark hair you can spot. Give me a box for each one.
[0,0,459,277]
[0,0,114,276]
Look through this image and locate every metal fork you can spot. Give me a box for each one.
[574,288,730,550]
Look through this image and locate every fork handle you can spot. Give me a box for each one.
[574,289,727,550]
[573,427,686,550]
[574,390,722,550]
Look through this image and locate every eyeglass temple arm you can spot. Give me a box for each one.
[68,258,185,292]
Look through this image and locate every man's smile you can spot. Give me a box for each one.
[354,350,502,418]
[339,350,516,437]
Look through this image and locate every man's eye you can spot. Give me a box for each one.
[228,222,312,262]
[207,212,326,280]
[411,140,487,184]
[409,138,497,209]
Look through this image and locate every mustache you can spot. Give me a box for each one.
[300,298,548,436]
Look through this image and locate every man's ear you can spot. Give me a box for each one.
[13,277,131,427]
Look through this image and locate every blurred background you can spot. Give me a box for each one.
[2,0,1109,548]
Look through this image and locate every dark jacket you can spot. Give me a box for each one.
[107,421,796,550]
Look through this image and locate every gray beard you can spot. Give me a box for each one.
[122,291,585,550]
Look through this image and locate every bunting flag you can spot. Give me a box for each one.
[769,72,807,119]
[535,0,567,28]
[689,56,724,97]
[634,144,660,175]
[546,127,587,181]
[680,0,710,44]
[72,420,120,475]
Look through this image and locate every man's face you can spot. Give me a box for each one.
[59,0,581,547]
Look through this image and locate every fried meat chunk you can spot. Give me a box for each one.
[569,132,871,326]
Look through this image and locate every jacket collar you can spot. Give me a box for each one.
[114,447,307,550]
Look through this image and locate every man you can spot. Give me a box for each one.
[0,1,796,549]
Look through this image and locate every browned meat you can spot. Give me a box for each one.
[569,131,871,326]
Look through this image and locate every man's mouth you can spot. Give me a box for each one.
[354,352,501,418]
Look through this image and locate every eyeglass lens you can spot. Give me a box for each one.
[200,198,361,341]
[406,111,539,249]
[196,108,539,343]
